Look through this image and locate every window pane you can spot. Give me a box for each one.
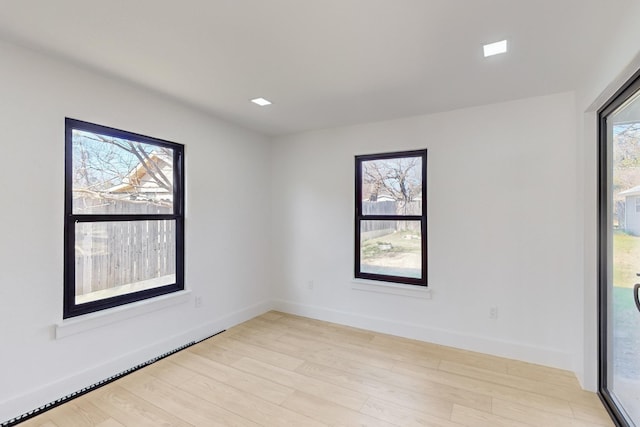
[360,220,422,278]
[72,129,174,214]
[75,220,176,304]
[361,156,422,215]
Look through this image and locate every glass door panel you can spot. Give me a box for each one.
[601,74,640,426]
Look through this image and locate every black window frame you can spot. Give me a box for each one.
[354,149,427,286]
[64,118,185,318]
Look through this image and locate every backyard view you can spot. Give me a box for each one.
[610,118,640,421]
[359,155,423,279]
[613,231,640,288]
[71,128,177,304]
[612,122,640,291]
[360,227,422,278]
[612,231,640,419]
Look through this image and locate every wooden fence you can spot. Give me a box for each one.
[361,200,421,235]
[73,194,172,215]
[74,196,175,297]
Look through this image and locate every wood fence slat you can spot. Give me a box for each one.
[74,198,176,297]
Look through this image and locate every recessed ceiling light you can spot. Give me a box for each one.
[251,97,272,106]
[483,40,508,57]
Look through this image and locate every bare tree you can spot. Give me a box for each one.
[363,157,421,214]
[72,131,173,199]
[612,123,640,228]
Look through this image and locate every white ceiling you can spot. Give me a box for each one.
[0,0,626,135]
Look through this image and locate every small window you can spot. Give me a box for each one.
[64,118,184,318]
[355,149,427,286]
[635,197,640,213]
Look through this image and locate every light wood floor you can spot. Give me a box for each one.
[20,311,614,426]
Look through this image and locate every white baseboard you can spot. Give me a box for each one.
[1,300,272,425]
[272,299,574,372]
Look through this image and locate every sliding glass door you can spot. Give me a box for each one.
[599,70,640,427]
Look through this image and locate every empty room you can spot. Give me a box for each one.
[1,1,640,426]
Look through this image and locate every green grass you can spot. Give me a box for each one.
[361,230,420,261]
[613,231,640,288]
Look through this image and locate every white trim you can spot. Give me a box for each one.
[586,51,640,112]
[351,279,432,299]
[55,290,192,339]
[272,299,573,371]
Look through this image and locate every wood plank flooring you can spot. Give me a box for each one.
[20,311,614,426]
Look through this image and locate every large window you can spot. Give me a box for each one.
[355,149,427,286]
[64,118,184,318]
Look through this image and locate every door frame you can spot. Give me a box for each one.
[598,66,640,427]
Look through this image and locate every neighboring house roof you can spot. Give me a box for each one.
[619,185,640,197]
[107,152,172,196]
[366,195,395,202]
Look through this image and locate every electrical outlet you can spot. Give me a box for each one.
[489,306,498,319]
[307,280,314,290]
[195,296,203,308]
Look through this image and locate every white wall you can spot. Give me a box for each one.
[0,39,272,422]
[271,92,579,370]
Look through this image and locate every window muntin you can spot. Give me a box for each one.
[64,118,184,318]
[355,150,427,286]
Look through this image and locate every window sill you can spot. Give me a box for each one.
[55,290,192,339]
[350,279,432,299]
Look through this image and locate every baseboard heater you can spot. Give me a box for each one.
[2,330,225,427]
